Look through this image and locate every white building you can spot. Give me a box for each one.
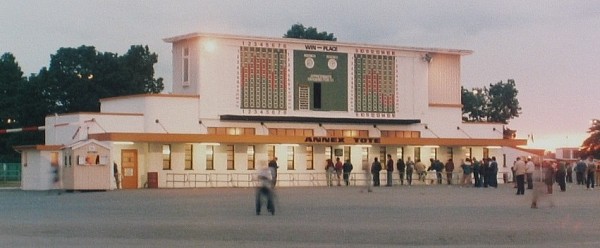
[18,32,528,190]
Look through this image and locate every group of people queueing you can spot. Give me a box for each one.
[349,154,500,188]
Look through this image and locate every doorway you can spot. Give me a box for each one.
[121,149,138,189]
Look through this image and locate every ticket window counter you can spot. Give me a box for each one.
[62,139,111,190]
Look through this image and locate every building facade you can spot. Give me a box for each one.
[19,32,527,190]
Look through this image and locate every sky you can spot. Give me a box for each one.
[2,0,599,151]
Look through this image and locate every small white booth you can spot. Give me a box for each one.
[61,139,111,190]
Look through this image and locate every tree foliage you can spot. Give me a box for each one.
[284,23,337,41]
[580,119,600,159]
[0,45,164,161]
[35,45,164,113]
[462,79,521,124]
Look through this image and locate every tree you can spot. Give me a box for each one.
[461,86,488,122]
[461,79,521,124]
[0,53,28,161]
[33,45,164,114]
[580,119,600,159]
[487,79,521,124]
[284,23,337,41]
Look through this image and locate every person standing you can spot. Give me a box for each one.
[445,159,455,185]
[325,159,334,187]
[556,161,567,192]
[268,157,279,188]
[460,158,472,186]
[415,159,426,183]
[334,157,343,186]
[525,158,535,190]
[405,157,414,186]
[255,166,275,215]
[514,157,527,195]
[396,158,406,185]
[575,158,587,185]
[566,162,574,184]
[371,157,382,187]
[545,162,556,194]
[472,157,481,187]
[481,158,489,187]
[386,154,394,187]
[488,157,499,188]
[113,162,121,190]
[342,159,353,186]
[586,156,596,190]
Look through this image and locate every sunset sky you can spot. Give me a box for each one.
[2,0,599,151]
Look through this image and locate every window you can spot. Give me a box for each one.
[361,147,369,167]
[343,146,351,163]
[162,145,171,170]
[183,47,189,86]
[184,144,193,170]
[247,145,255,170]
[226,145,234,170]
[206,146,214,170]
[396,147,403,160]
[379,147,387,164]
[306,146,314,170]
[287,146,295,170]
[325,146,332,160]
[414,147,421,162]
[430,148,438,160]
[268,145,275,163]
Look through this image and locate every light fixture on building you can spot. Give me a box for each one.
[422,53,432,63]
[199,142,220,146]
[113,141,134,145]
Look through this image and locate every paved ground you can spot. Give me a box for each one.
[1,183,599,247]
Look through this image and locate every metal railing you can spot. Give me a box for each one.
[164,171,509,188]
[1,163,21,183]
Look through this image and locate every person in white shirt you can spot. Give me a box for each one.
[525,158,535,190]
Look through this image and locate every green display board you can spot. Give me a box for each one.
[293,50,348,111]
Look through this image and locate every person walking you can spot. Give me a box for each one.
[445,159,455,185]
[386,154,394,186]
[268,157,279,188]
[362,160,372,192]
[514,157,527,195]
[531,163,554,209]
[255,166,275,215]
[586,156,596,190]
[342,159,353,186]
[405,157,414,186]
[371,157,382,187]
[334,157,343,186]
[325,159,334,187]
[396,158,406,185]
[525,157,535,190]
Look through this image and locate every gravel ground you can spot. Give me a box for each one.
[1,183,599,247]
